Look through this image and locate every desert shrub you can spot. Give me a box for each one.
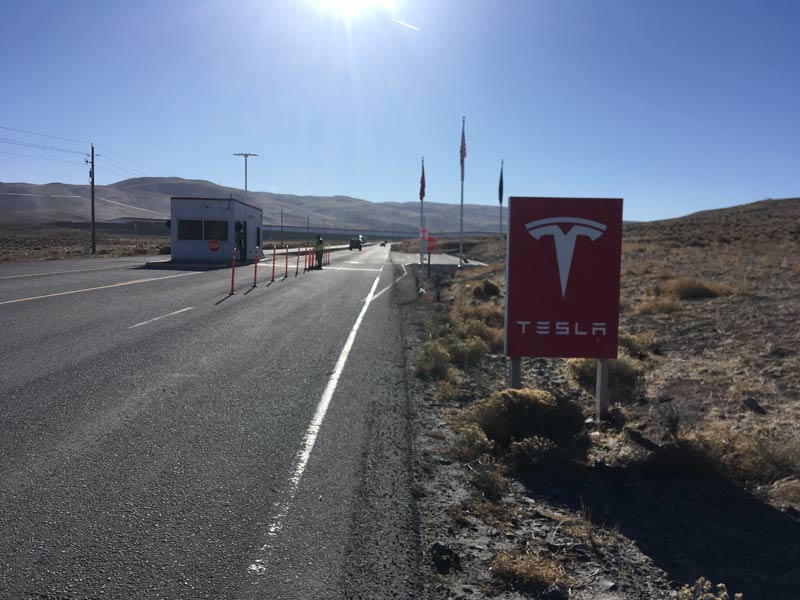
[462,388,584,450]
[469,464,508,500]
[158,245,171,255]
[454,318,504,352]
[452,301,504,329]
[450,423,494,462]
[645,421,800,487]
[415,340,451,379]
[655,276,733,300]
[489,551,572,593]
[618,331,659,359]
[565,357,645,403]
[635,297,683,314]
[134,247,149,255]
[678,577,743,600]
[433,378,463,404]
[472,278,501,301]
[692,424,800,485]
[507,436,561,471]
[447,336,488,368]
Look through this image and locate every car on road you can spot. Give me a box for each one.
[379,241,386,247]
[349,236,363,251]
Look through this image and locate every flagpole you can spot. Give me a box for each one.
[419,157,425,265]
[498,159,504,259]
[459,116,465,268]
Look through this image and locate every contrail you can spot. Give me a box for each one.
[391,17,419,31]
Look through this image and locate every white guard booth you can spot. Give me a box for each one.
[169,197,263,263]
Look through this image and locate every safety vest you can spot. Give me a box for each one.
[315,240,324,252]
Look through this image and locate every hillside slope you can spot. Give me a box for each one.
[0,177,507,232]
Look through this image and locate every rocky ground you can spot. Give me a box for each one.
[402,199,800,600]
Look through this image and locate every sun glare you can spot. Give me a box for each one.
[316,0,397,21]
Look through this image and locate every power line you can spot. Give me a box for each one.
[95,145,160,175]
[0,125,89,145]
[0,137,85,155]
[96,154,149,177]
[0,149,85,165]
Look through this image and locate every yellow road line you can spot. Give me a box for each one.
[0,272,200,306]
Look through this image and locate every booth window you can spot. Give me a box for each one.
[203,220,228,241]
[177,219,203,240]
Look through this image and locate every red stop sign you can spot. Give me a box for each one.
[427,236,437,252]
[208,239,221,252]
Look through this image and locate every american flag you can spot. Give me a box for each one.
[419,159,425,202]
[459,119,467,182]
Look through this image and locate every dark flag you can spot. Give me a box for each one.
[498,160,504,205]
[460,120,467,182]
[419,159,425,202]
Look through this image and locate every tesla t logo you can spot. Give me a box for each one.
[526,217,607,298]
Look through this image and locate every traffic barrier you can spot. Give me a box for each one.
[284,245,289,278]
[230,247,237,295]
[295,246,300,276]
[304,244,309,272]
[252,249,259,287]
[271,245,276,282]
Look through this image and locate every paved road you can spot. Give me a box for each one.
[0,246,420,599]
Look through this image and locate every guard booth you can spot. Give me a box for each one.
[169,197,263,263]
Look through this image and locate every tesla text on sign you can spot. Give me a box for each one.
[505,197,623,358]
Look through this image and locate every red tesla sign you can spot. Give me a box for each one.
[505,197,623,358]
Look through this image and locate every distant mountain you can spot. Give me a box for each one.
[0,177,507,233]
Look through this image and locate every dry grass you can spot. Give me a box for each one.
[565,356,645,403]
[634,297,683,314]
[654,276,734,300]
[450,423,494,462]
[461,388,585,450]
[678,577,743,600]
[489,551,575,593]
[647,420,800,487]
[468,464,509,501]
[415,340,452,380]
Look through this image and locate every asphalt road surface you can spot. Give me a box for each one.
[0,245,421,599]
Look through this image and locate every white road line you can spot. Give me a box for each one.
[249,274,381,572]
[369,263,407,302]
[0,192,44,196]
[0,272,200,306]
[129,306,194,329]
[324,266,383,272]
[0,266,129,281]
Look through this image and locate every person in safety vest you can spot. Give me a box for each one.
[315,235,325,270]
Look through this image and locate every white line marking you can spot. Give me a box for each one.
[0,192,44,196]
[370,263,408,301]
[0,272,200,306]
[324,266,383,272]
[0,266,129,281]
[48,194,83,198]
[129,306,194,329]
[250,274,381,568]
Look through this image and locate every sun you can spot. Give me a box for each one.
[315,0,397,21]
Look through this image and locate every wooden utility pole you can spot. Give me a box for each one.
[90,143,96,254]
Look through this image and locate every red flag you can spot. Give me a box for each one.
[419,159,425,202]
[459,119,467,182]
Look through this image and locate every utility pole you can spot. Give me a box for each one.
[280,208,284,245]
[233,152,258,203]
[85,143,96,254]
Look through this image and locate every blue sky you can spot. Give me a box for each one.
[1,0,798,221]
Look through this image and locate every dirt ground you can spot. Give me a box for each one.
[405,199,800,599]
[0,223,169,262]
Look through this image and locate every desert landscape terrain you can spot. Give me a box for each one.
[406,197,800,599]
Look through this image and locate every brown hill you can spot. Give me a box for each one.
[0,177,507,233]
